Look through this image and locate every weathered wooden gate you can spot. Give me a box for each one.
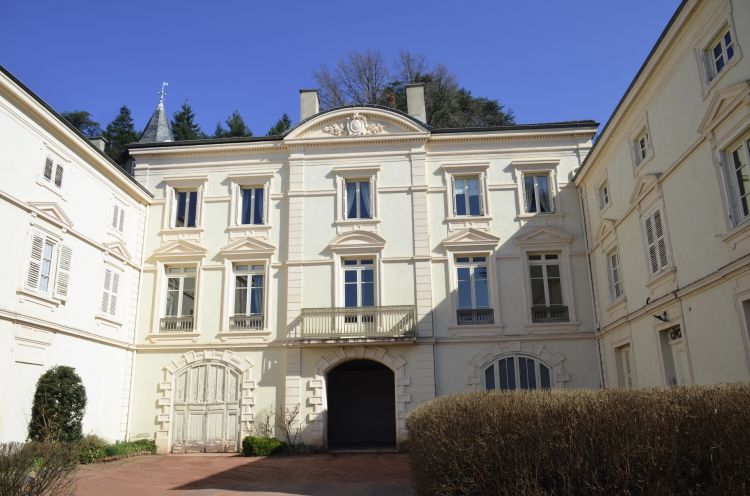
[172,362,241,453]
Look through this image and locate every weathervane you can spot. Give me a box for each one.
[158,82,169,105]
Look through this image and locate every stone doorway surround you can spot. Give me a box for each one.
[155,350,255,454]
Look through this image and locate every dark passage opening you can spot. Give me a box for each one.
[326,359,396,449]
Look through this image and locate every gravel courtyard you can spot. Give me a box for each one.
[73,453,414,496]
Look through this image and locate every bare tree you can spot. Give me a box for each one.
[275,405,302,447]
[394,50,428,83]
[314,50,390,108]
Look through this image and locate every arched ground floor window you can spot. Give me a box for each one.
[484,355,551,391]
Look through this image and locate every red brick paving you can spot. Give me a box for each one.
[73,453,414,495]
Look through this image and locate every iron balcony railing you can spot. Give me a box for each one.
[298,305,417,341]
[229,314,264,331]
[160,316,194,333]
[456,308,495,326]
[531,305,569,323]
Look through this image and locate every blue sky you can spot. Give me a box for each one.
[0,1,681,135]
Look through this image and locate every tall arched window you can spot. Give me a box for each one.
[484,355,551,391]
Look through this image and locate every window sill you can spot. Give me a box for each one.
[95,312,122,327]
[35,178,67,201]
[446,215,492,232]
[447,324,503,336]
[217,330,272,342]
[159,227,204,242]
[16,288,61,309]
[335,218,381,233]
[702,56,742,99]
[722,217,750,251]
[517,212,564,223]
[633,152,654,171]
[227,224,272,239]
[606,297,627,315]
[646,267,677,296]
[523,322,580,334]
[146,332,200,343]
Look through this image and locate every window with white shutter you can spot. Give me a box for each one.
[111,204,125,233]
[53,244,72,300]
[606,249,623,301]
[43,158,54,181]
[643,207,670,276]
[101,268,120,315]
[619,345,634,389]
[41,157,64,189]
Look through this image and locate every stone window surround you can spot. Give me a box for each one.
[511,159,561,219]
[36,145,69,201]
[227,172,274,239]
[219,255,274,339]
[440,162,493,231]
[332,165,381,233]
[307,346,410,443]
[161,175,208,233]
[155,350,255,455]
[467,341,569,390]
[628,115,654,171]
[693,0,742,97]
[329,231,386,309]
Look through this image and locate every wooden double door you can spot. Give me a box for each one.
[172,363,241,453]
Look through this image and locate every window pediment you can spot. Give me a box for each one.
[514,226,572,247]
[218,237,276,259]
[629,173,661,206]
[103,240,132,261]
[151,240,207,262]
[442,228,500,251]
[329,230,386,252]
[29,202,72,228]
[698,79,750,139]
[596,218,617,244]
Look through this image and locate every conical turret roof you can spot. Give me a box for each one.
[138,90,173,143]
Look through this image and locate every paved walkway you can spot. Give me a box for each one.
[73,453,414,496]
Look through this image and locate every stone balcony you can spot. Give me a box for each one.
[293,305,417,343]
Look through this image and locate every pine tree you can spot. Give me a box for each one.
[60,110,102,137]
[103,105,139,164]
[171,100,204,141]
[214,110,252,138]
[266,113,292,136]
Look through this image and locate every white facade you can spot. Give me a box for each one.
[576,0,750,388]
[0,68,150,442]
[1,0,748,454]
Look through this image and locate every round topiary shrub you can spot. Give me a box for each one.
[28,366,87,443]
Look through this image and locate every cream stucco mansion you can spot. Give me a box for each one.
[1,0,749,453]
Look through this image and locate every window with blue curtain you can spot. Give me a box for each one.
[345,180,371,219]
[234,264,265,316]
[240,187,264,225]
[455,256,489,309]
[175,190,198,227]
[524,174,552,213]
[454,176,482,216]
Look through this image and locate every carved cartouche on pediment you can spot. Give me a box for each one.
[322,113,385,137]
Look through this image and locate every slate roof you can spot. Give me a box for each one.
[138,101,174,143]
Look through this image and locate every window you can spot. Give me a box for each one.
[343,258,374,309]
[615,344,634,389]
[723,136,750,225]
[606,249,623,302]
[173,190,198,228]
[100,268,120,316]
[239,187,264,225]
[453,176,483,216]
[25,231,71,300]
[643,208,670,275]
[659,326,683,386]
[111,203,125,233]
[345,180,372,219]
[523,173,552,213]
[232,264,264,330]
[598,180,610,210]
[164,267,196,318]
[484,356,551,391]
[634,129,652,166]
[707,29,735,81]
[455,256,493,325]
[42,157,64,188]
[528,254,568,322]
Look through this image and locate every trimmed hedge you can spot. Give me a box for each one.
[77,436,156,464]
[242,436,284,456]
[406,385,750,495]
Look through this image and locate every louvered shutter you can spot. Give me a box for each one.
[644,216,658,274]
[478,175,486,215]
[110,272,119,314]
[53,245,72,300]
[54,164,63,187]
[622,345,634,389]
[44,158,53,180]
[118,208,125,232]
[653,209,669,270]
[451,176,457,215]
[101,269,111,312]
[112,205,119,229]
[26,233,45,290]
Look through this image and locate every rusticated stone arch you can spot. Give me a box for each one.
[307,346,410,440]
[467,341,569,391]
[154,350,255,454]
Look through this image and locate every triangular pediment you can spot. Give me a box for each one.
[103,240,132,261]
[442,228,500,250]
[629,173,661,206]
[151,240,207,260]
[286,108,428,141]
[596,218,616,243]
[219,237,276,258]
[515,226,573,246]
[698,80,750,136]
[329,231,386,251]
[30,202,72,228]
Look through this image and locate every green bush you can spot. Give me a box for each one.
[105,439,156,457]
[0,441,77,496]
[242,436,284,456]
[77,435,108,464]
[28,366,87,443]
[407,385,750,495]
